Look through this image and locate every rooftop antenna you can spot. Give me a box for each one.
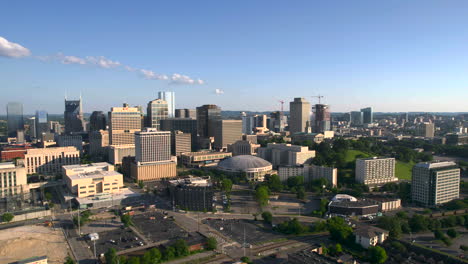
[278,100,284,113]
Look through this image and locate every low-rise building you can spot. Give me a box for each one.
[24,146,80,175]
[63,163,123,198]
[108,144,135,165]
[291,132,325,144]
[227,140,260,156]
[328,199,379,217]
[217,155,274,182]
[130,158,177,182]
[355,226,389,249]
[257,143,315,168]
[168,176,213,211]
[16,256,48,264]
[368,196,401,212]
[179,152,232,168]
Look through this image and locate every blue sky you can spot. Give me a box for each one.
[1,0,468,114]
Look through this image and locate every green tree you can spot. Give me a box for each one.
[368,246,388,264]
[255,185,269,206]
[2,212,14,223]
[221,179,233,193]
[45,192,53,201]
[174,239,189,256]
[261,211,273,224]
[206,237,217,250]
[64,256,76,264]
[163,246,176,261]
[138,180,144,188]
[146,248,162,263]
[105,248,119,264]
[266,174,283,192]
[447,228,458,238]
[434,229,444,240]
[327,217,353,242]
[240,256,251,264]
[128,257,140,264]
[409,214,429,232]
[121,214,133,227]
[329,243,343,256]
[377,216,402,239]
[296,187,305,200]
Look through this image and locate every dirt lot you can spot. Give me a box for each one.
[0,225,69,264]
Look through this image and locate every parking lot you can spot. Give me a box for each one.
[132,211,188,243]
[203,218,283,245]
[86,227,144,257]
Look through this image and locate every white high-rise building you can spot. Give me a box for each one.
[135,128,171,164]
[412,161,460,207]
[356,157,397,186]
[158,91,175,118]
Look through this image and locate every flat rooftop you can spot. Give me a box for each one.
[182,152,231,157]
[329,199,379,208]
[67,170,122,180]
[169,176,211,187]
[63,162,111,170]
[415,161,457,169]
[0,162,16,169]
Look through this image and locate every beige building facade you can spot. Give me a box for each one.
[0,162,28,197]
[258,143,315,168]
[131,159,177,181]
[24,146,80,175]
[63,162,123,198]
[212,120,242,150]
[356,157,397,186]
[89,130,109,159]
[109,104,142,145]
[108,144,135,165]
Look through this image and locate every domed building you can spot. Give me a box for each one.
[217,155,273,182]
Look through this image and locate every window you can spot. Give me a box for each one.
[80,186,86,189]
[80,191,86,194]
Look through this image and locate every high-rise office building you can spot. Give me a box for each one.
[35,110,48,138]
[64,97,85,134]
[131,128,176,181]
[241,113,254,135]
[175,109,196,119]
[412,161,460,207]
[172,130,192,156]
[350,111,364,127]
[196,104,222,138]
[270,111,287,133]
[108,103,142,145]
[212,120,243,150]
[415,122,435,138]
[289,98,311,134]
[135,128,171,163]
[147,99,168,130]
[49,121,62,134]
[89,130,109,160]
[89,111,107,131]
[312,104,331,133]
[57,134,83,152]
[361,107,373,124]
[355,157,397,186]
[6,102,24,138]
[158,91,175,118]
[160,118,198,150]
[28,117,36,138]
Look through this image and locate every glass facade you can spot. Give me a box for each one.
[6,102,24,137]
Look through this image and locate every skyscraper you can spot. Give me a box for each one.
[312,104,331,133]
[196,104,222,138]
[135,128,171,163]
[350,111,364,127]
[89,111,107,131]
[361,107,373,124]
[108,103,142,145]
[175,109,196,119]
[212,120,243,150]
[412,161,460,207]
[64,97,85,134]
[270,111,286,133]
[147,99,168,130]
[35,110,48,138]
[158,91,175,118]
[289,98,310,134]
[6,102,24,137]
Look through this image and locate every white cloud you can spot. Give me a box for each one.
[62,55,87,65]
[140,69,169,80]
[86,56,121,68]
[0,35,204,85]
[170,73,204,85]
[215,89,224,95]
[0,36,31,58]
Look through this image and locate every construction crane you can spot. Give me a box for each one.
[311,95,324,104]
[278,100,284,112]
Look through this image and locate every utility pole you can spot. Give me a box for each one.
[77,207,81,236]
[243,225,246,257]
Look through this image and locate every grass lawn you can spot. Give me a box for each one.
[344,150,372,163]
[395,161,415,180]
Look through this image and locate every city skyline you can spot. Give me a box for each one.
[2,1,468,114]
